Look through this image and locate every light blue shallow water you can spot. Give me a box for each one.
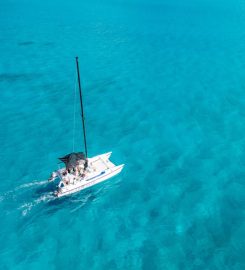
[0,0,245,269]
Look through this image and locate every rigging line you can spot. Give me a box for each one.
[72,73,77,152]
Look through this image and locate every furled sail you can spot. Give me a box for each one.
[59,152,85,169]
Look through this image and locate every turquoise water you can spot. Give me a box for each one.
[1,0,245,269]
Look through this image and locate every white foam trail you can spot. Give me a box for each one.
[19,202,33,216]
[69,187,105,213]
[15,180,47,190]
[70,193,95,212]
[19,192,55,216]
[0,180,48,202]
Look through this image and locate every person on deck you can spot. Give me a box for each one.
[84,159,88,171]
[62,171,69,185]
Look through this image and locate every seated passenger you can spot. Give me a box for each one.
[77,165,83,176]
[67,172,76,184]
[84,159,88,171]
[62,171,69,185]
[73,167,78,176]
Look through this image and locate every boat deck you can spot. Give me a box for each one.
[54,152,124,197]
[89,153,115,173]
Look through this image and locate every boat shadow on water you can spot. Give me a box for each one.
[15,173,120,219]
[30,181,100,214]
[14,184,98,219]
[34,181,57,196]
[45,189,97,214]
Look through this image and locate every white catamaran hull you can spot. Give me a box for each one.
[54,152,124,198]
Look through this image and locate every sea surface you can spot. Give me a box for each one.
[0,0,245,269]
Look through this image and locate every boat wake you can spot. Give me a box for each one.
[0,179,57,216]
[70,193,95,213]
[19,192,55,216]
[0,179,48,202]
[15,180,47,190]
[1,177,111,217]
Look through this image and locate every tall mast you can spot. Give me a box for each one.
[75,57,88,158]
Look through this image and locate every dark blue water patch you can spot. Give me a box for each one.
[18,41,35,46]
[0,73,41,83]
[205,213,231,249]
[179,225,214,269]
[42,42,54,47]
[153,149,183,175]
[86,77,117,94]
[103,260,117,270]
[140,239,160,270]
[149,207,160,220]
[44,188,97,214]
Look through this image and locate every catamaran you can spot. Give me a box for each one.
[48,57,124,197]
